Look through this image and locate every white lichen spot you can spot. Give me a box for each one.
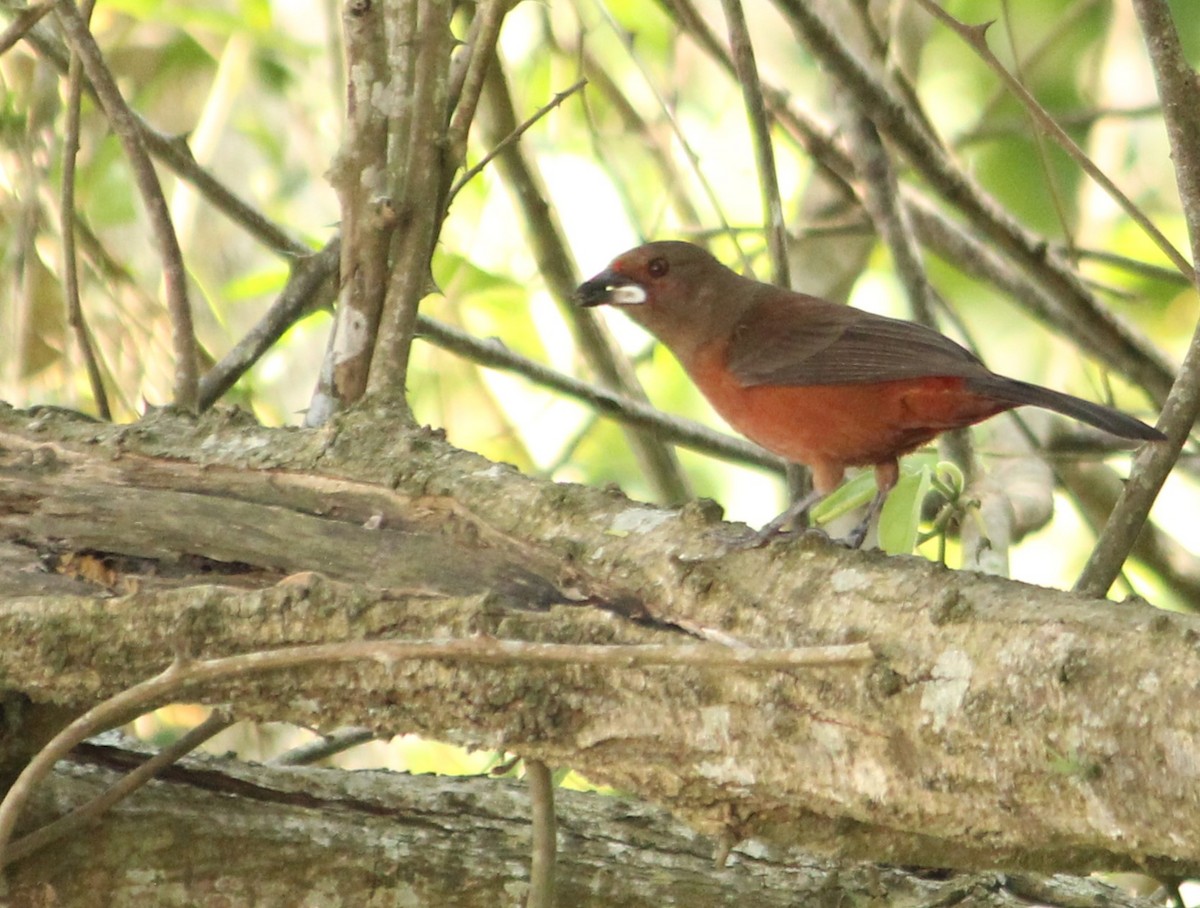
[199,432,271,455]
[920,648,973,733]
[812,721,847,759]
[697,757,756,787]
[852,759,890,800]
[471,464,509,480]
[699,705,732,748]
[738,839,771,859]
[608,507,673,535]
[1138,671,1160,695]
[1161,729,1199,776]
[1074,777,1125,839]
[830,568,870,594]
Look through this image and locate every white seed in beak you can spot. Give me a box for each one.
[608,284,647,305]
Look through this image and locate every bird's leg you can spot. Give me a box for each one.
[844,460,901,549]
[844,489,887,549]
[748,487,826,547]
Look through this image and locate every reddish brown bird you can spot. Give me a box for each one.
[576,240,1164,547]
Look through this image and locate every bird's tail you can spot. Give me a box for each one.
[964,375,1164,441]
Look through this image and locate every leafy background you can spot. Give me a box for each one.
[1,0,1196,840]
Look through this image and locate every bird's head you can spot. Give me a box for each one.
[576,241,752,357]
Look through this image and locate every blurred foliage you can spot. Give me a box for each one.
[3,0,1200,772]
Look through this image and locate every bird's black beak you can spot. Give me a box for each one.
[575,269,647,308]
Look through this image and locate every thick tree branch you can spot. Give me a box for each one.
[371,0,454,400]
[317,0,394,416]
[9,753,1159,907]
[0,404,1197,875]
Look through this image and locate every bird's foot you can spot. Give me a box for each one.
[841,519,871,550]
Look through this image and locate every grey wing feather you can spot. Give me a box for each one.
[726,298,986,388]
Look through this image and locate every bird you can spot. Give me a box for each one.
[575,240,1165,548]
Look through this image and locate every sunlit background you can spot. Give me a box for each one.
[1,0,1198,880]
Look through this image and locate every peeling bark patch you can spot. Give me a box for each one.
[920,649,973,733]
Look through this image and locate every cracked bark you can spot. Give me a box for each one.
[0,402,1196,879]
[7,746,1159,908]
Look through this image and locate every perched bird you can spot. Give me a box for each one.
[576,240,1164,547]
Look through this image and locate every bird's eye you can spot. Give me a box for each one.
[647,257,669,278]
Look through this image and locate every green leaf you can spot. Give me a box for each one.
[878,466,934,555]
[810,471,878,526]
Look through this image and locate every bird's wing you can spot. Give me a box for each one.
[725,294,987,387]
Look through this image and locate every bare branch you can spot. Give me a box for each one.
[371,0,454,402]
[269,726,376,767]
[478,55,693,504]
[54,0,197,410]
[414,314,784,472]
[0,0,51,55]
[200,239,341,411]
[526,759,557,908]
[59,0,110,420]
[720,0,789,286]
[448,78,588,203]
[0,635,872,861]
[913,0,1194,281]
[1076,0,1200,597]
[316,0,393,417]
[5,710,234,866]
[444,0,512,178]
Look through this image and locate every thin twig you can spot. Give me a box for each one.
[9,10,308,258]
[59,0,109,420]
[3,710,234,867]
[525,759,557,908]
[444,0,513,186]
[720,0,789,287]
[0,0,51,54]
[478,55,693,504]
[973,0,1104,126]
[199,239,341,411]
[593,0,753,273]
[563,38,704,230]
[415,314,785,472]
[54,0,198,410]
[959,103,1164,147]
[0,636,874,861]
[1076,0,1200,597]
[661,0,859,207]
[912,0,1194,282]
[998,0,1076,259]
[448,77,587,202]
[771,0,1176,404]
[269,726,376,766]
[1066,247,1192,288]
